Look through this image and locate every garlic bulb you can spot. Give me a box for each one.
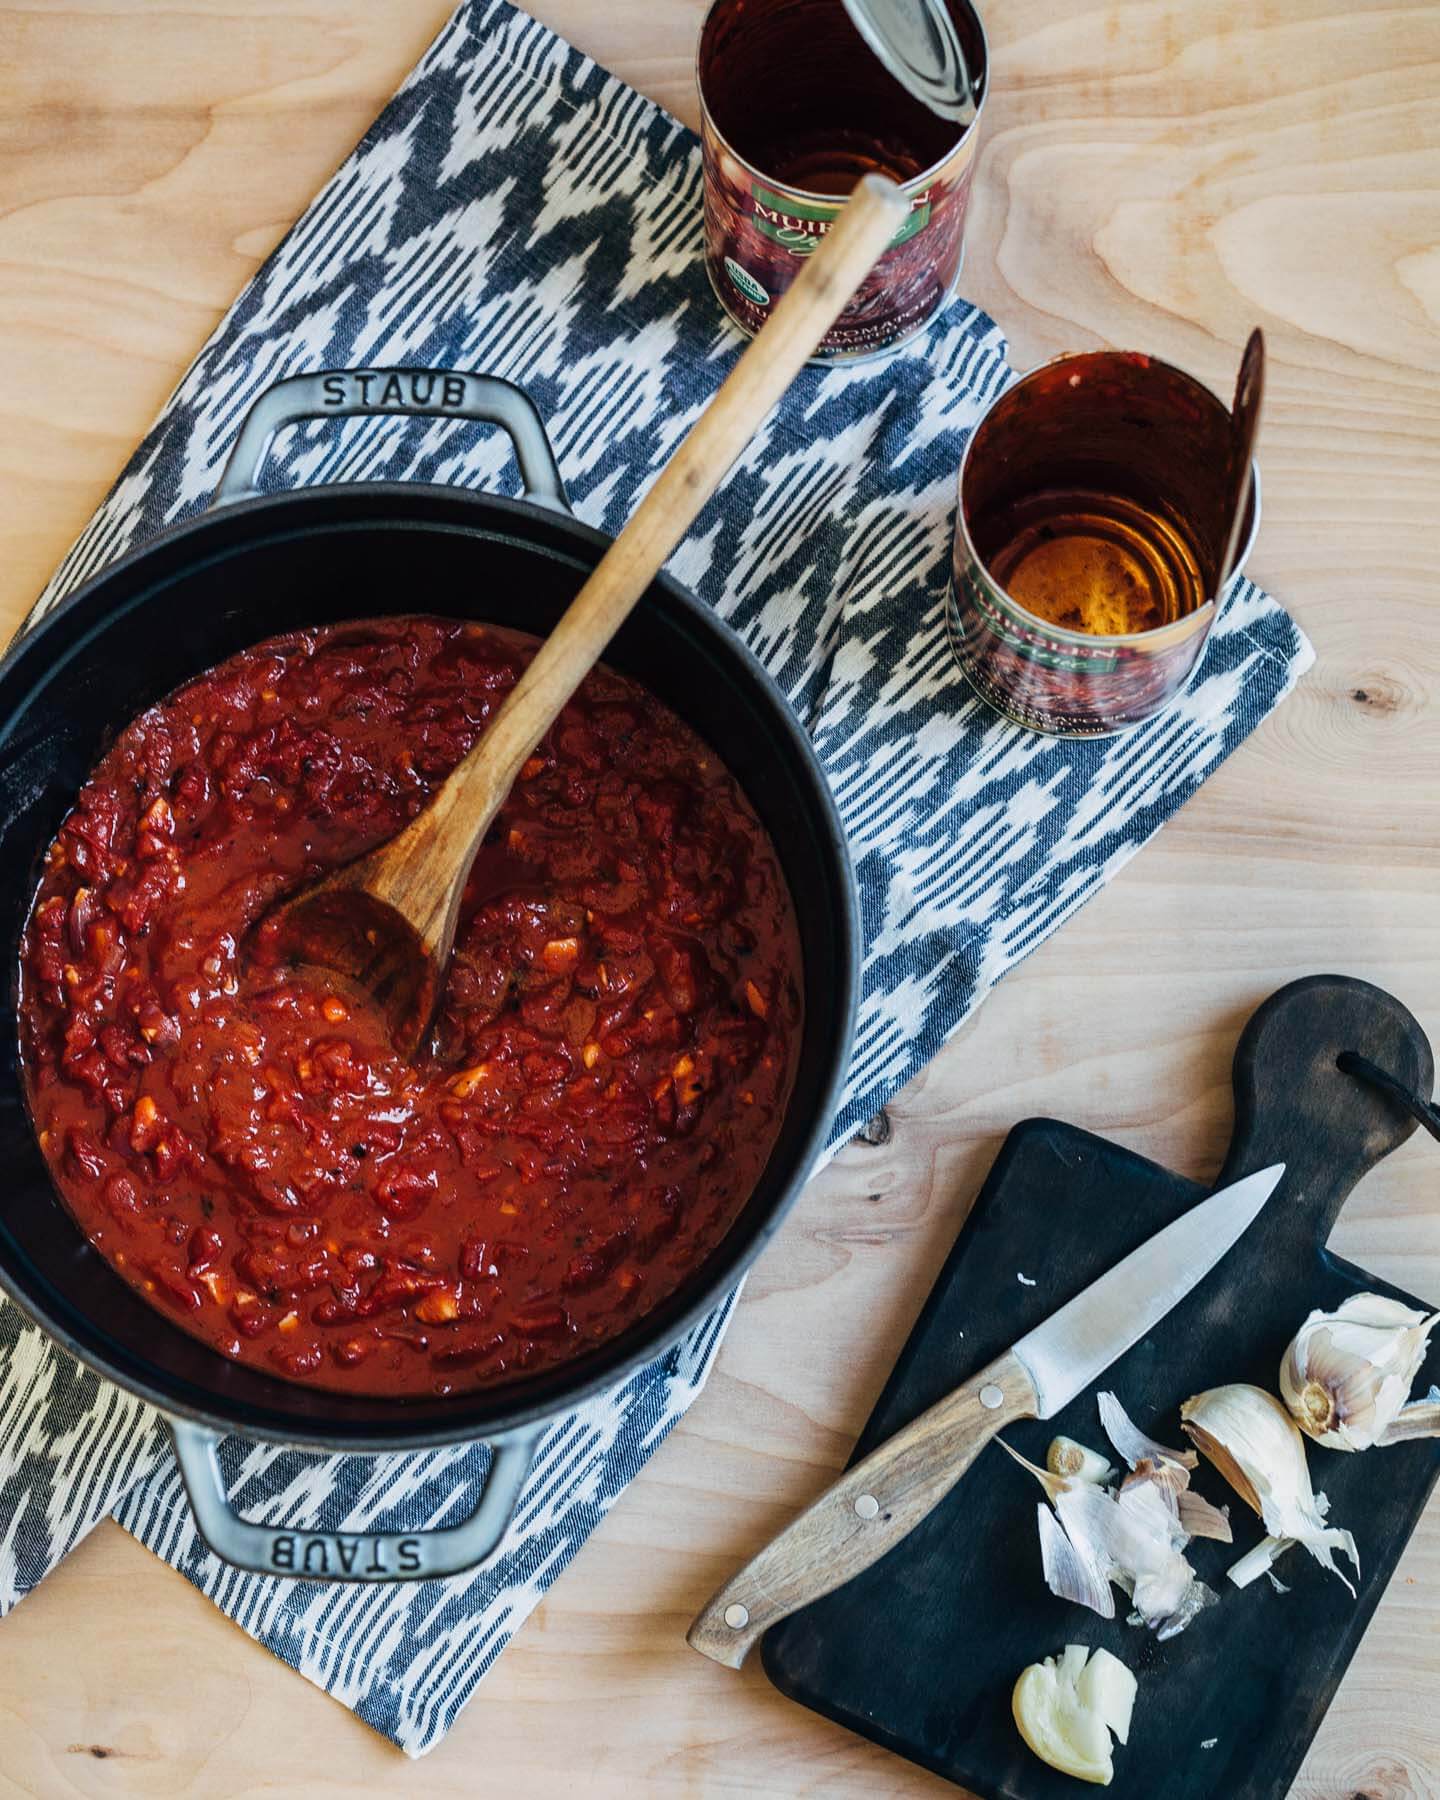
[1280,1293,1440,1451]
[1181,1384,1359,1595]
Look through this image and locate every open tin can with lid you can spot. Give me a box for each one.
[697,0,989,360]
[948,350,1262,737]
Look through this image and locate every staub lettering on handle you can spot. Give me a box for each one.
[268,1532,425,1578]
[214,366,569,512]
[319,370,470,412]
[170,1419,539,1583]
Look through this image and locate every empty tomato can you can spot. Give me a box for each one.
[948,350,1261,737]
[697,0,989,360]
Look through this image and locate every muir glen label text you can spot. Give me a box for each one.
[700,126,980,360]
[748,186,933,257]
[696,0,988,359]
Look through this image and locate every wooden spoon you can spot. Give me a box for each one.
[262,175,910,1056]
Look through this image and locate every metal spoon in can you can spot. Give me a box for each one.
[1219,328,1266,591]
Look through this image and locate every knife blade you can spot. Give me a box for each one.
[1012,1161,1284,1419]
[687,1162,1284,1668]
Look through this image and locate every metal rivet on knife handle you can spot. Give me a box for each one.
[686,1350,1040,1669]
[687,1166,1282,1668]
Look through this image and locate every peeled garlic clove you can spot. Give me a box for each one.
[1048,1436,1116,1485]
[1280,1292,1440,1451]
[1076,1647,1136,1746]
[1012,1645,1136,1786]
[1058,1642,1090,1684]
[1182,1383,1360,1595]
[1227,1533,1293,1589]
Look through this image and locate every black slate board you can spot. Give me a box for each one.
[762,976,1440,1799]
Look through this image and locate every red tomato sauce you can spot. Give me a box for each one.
[19,618,801,1397]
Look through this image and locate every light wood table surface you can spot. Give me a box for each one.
[1,2,1437,1794]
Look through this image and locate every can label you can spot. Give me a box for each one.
[748,185,932,255]
[701,122,979,359]
[946,549,1211,737]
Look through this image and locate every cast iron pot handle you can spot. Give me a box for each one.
[213,368,569,512]
[169,1417,539,1581]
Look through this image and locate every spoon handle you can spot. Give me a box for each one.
[369,173,911,952]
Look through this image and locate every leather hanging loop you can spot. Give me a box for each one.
[1337,1050,1440,1147]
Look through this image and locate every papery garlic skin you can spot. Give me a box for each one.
[1038,1502,1116,1619]
[1005,1398,1218,1639]
[1053,1466,1215,1638]
[1280,1293,1440,1451]
[1176,1487,1233,1543]
[1098,1391,1197,1471]
[1181,1384,1359,1595]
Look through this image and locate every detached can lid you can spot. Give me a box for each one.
[841,0,978,126]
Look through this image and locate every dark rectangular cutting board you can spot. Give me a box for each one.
[761,976,1440,1799]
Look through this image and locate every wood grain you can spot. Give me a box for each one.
[0,1,1437,1796]
[688,1349,1038,1667]
[762,991,1438,1800]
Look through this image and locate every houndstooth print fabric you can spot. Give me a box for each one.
[0,0,1312,1754]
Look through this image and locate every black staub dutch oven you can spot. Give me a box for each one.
[0,370,859,1581]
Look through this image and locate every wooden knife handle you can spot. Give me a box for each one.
[686,1349,1038,1668]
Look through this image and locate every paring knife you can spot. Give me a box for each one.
[687,1162,1286,1667]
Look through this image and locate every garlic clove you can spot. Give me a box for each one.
[1048,1436,1116,1485]
[1098,1390,1198,1471]
[1012,1645,1136,1786]
[1182,1384,1360,1595]
[1227,1533,1293,1589]
[1058,1642,1090,1684]
[1076,1647,1136,1746]
[1280,1292,1440,1451]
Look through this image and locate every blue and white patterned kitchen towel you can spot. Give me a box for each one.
[0,0,1312,1756]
